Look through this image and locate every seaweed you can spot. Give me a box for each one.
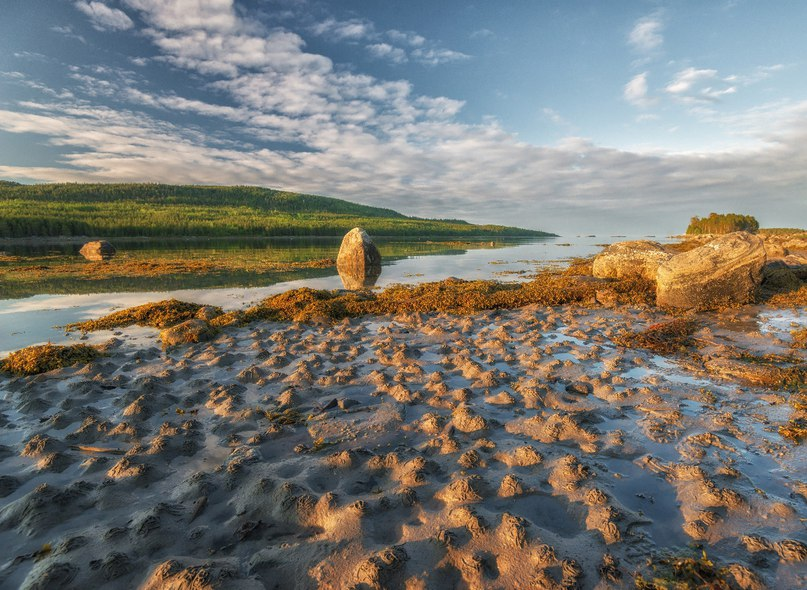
[792,328,807,349]
[764,284,807,308]
[1,344,102,376]
[615,319,699,354]
[65,299,220,331]
[61,271,655,332]
[239,272,653,323]
[779,417,806,444]
[635,550,732,590]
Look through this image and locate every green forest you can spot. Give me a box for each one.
[686,212,760,235]
[0,182,553,238]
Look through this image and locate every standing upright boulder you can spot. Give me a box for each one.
[336,228,382,289]
[79,240,116,261]
[592,240,671,281]
[656,232,766,309]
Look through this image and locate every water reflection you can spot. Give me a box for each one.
[338,266,382,290]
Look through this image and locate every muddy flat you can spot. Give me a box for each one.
[0,304,805,588]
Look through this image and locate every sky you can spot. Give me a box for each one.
[1,0,806,235]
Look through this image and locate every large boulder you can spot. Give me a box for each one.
[160,319,217,347]
[336,228,381,289]
[656,232,766,309]
[79,240,116,261]
[592,240,671,281]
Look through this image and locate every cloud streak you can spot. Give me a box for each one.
[75,1,134,31]
[628,15,663,53]
[624,72,654,107]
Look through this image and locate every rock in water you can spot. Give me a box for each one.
[592,240,671,281]
[159,319,217,347]
[656,231,766,309]
[79,241,116,261]
[337,228,382,289]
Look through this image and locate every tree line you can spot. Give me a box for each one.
[686,212,759,235]
[0,182,552,238]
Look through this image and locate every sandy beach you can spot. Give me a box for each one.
[1,300,804,588]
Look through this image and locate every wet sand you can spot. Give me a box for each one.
[0,304,805,588]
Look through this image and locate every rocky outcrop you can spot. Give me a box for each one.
[79,241,116,261]
[656,232,766,309]
[159,319,217,347]
[592,241,671,281]
[336,228,382,290]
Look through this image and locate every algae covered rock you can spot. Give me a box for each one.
[336,227,381,289]
[592,240,671,281]
[160,319,217,347]
[79,240,116,261]
[656,232,766,309]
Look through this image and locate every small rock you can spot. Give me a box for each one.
[79,240,116,261]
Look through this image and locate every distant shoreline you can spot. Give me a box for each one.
[0,234,556,246]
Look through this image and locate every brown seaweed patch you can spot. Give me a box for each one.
[792,328,807,349]
[240,273,653,324]
[66,299,221,331]
[615,319,699,354]
[1,343,102,376]
[765,284,807,307]
[779,417,807,444]
[635,550,736,590]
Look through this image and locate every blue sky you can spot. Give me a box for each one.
[1,0,806,234]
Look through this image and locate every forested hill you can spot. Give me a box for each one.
[0,183,555,238]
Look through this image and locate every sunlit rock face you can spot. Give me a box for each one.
[656,231,766,310]
[592,240,671,281]
[337,228,382,290]
[79,241,116,261]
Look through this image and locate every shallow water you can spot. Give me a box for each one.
[0,234,652,355]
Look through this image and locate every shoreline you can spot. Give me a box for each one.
[0,234,555,247]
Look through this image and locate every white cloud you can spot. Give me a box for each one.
[367,43,408,64]
[386,30,426,47]
[311,18,374,41]
[666,67,716,94]
[123,0,237,32]
[628,15,663,53]
[75,1,134,31]
[624,72,655,108]
[411,47,470,66]
[50,24,88,43]
[666,67,737,103]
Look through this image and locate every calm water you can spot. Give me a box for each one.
[0,234,663,355]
